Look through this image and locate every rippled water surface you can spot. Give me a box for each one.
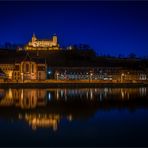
[0,87,148,146]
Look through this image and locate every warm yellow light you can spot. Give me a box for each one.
[121,73,124,76]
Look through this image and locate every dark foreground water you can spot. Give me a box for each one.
[0,87,148,147]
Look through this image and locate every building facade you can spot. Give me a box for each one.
[13,56,47,82]
[0,64,14,79]
[0,54,47,82]
[0,68,6,82]
[25,33,60,50]
[48,67,148,82]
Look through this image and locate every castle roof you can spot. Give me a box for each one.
[37,39,52,41]
[31,33,57,42]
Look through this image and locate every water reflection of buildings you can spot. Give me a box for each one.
[0,89,47,108]
[0,88,148,131]
[50,88,148,101]
[0,88,148,107]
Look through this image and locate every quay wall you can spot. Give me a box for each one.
[0,81,148,88]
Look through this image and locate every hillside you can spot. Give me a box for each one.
[0,48,147,69]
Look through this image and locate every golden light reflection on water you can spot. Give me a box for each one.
[0,88,147,108]
[0,87,147,131]
[18,113,73,131]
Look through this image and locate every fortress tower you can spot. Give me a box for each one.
[32,33,37,42]
[52,34,58,45]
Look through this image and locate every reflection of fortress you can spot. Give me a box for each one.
[19,113,72,131]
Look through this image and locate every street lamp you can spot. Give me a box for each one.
[89,71,93,83]
[121,73,124,83]
[21,73,24,83]
[90,73,93,79]
[56,72,59,80]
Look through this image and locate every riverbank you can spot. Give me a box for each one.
[0,81,148,88]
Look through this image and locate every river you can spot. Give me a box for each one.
[0,87,148,146]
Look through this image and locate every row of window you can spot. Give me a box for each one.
[15,64,45,72]
[13,72,20,80]
[0,67,14,71]
[56,74,147,80]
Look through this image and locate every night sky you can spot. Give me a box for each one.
[0,1,148,57]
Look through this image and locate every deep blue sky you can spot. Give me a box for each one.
[0,1,148,57]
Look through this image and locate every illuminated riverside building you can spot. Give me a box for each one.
[13,55,47,82]
[0,64,14,80]
[0,63,147,82]
[24,33,60,50]
[0,53,47,82]
[50,67,148,82]
[0,69,6,82]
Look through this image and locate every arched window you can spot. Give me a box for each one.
[26,63,29,72]
[32,64,34,73]
[38,72,41,80]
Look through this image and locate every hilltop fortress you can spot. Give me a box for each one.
[24,33,60,50]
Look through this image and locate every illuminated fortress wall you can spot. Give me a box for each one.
[25,34,60,50]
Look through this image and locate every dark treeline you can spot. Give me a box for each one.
[0,46,147,69]
[0,42,24,49]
